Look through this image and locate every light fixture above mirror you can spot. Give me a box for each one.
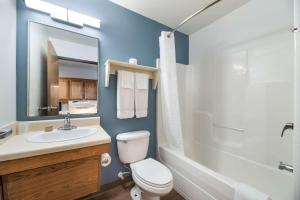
[24,0,101,29]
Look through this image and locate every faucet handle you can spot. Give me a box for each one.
[281,123,294,137]
[278,161,294,173]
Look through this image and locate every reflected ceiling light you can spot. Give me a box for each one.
[24,0,101,29]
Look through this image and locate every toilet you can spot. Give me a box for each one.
[116,130,173,200]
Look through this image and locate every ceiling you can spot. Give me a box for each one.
[109,0,251,35]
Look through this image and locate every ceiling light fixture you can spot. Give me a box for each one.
[24,0,101,29]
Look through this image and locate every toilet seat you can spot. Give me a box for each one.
[130,158,173,193]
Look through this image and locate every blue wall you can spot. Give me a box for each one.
[16,0,189,185]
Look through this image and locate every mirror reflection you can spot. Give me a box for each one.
[28,22,99,117]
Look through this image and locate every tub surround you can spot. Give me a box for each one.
[0,117,111,200]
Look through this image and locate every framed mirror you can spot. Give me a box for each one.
[27,22,99,117]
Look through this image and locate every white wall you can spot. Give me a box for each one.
[50,38,98,62]
[0,0,16,126]
[59,60,98,80]
[188,0,294,199]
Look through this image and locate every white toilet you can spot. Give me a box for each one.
[116,130,173,200]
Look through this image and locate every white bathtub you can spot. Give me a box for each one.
[159,144,293,200]
[159,145,235,200]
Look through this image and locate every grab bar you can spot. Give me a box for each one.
[213,124,244,132]
[0,128,12,139]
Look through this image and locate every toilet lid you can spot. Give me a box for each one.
[131,158,173,187]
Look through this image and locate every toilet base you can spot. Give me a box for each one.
[130,185,160,200]
[130,185,141,200]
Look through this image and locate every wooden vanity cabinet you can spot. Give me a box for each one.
[0,144,109,200]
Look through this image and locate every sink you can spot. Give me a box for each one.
[27,128,98,143]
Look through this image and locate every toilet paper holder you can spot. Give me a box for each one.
[101,153,111,167]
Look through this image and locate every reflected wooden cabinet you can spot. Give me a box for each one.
[59,78,97,101]
[58,79,69,100]
[85,80,97,100]
[70,80,84,100]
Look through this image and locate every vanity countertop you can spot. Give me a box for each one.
[0,125,111,162]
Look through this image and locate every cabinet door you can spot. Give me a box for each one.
[84,80,97,100]
[58,79,69,100]
[70,80,84,100]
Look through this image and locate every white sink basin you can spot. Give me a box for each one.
[27,128,98,143]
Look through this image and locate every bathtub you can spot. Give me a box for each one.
[159,145,235,200]
[159,144,293,200]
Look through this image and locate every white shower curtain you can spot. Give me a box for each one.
[159,31,184,153]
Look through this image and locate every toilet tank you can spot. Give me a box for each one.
[116,130,150,164]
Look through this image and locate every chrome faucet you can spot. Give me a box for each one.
[278,162,294,173]
[58,113,77,131]
[278,123,294,173]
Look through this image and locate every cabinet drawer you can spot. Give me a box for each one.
[2,157,100,200]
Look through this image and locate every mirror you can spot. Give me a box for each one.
[27,22,99,117]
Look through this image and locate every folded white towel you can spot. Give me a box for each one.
[135,73,149,118]
[234,183,271,200]
[117,70,135,119]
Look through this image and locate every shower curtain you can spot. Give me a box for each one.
[159,31,184,153]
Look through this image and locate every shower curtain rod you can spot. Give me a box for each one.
[167,0,222,37]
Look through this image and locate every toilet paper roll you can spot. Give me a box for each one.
[129,58,137,64]
[101,153,111,167]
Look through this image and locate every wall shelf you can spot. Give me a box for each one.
[105,59,159,89]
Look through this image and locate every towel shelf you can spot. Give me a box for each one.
[105,59,159,89]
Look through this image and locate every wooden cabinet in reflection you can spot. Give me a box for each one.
[70,79,84,100]
[85,80,98,100]
[58,79,69,100]
[58,78,97,101]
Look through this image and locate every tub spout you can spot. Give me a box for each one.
[281,123,293,137]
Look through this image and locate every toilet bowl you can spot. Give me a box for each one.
[131,158,173,199]
[116,131,173,200]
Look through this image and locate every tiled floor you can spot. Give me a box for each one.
[83,181,185,200]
